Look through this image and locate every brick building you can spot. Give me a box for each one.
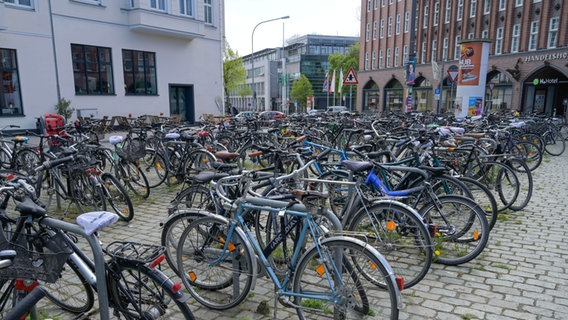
[358,0,568,116]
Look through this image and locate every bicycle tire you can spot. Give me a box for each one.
[183,150,217,179]
[160,209,209,274]
[544,129,566,156]
[141,149,168,188]
[70,171,106,213]
[465,160,520,212]
[0,147,11,169]
[504,158,533,212]
[168,185,216,214]
[120,161,150,199]
[43,258,95,314]
[15,148,41,179]
[510,140,542,171]
[176,215,254,310]
[101,173,134,221]
[293,237,400,320]
[419,195,489,266]
[347,200,433,289]
[108,262,195,319]
[458,176,499,231]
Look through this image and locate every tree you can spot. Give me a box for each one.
[55,97,74,121]
[223,43,251,114]
[290,75,314,112]
[328,42,360,100]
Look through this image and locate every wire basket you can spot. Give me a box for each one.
[106,241,165,266]
[0,230,72,283]
[116,139,146,163]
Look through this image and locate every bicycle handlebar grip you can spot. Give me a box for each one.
[35,155,75,172]
[4,286,47,320]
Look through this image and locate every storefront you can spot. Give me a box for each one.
[362,79,380,114]
[383,79,403,113]
[413,77,433,113]
[521,66,568,116]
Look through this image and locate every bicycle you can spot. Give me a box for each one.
[0,176,195,319]
[175,161,403,319]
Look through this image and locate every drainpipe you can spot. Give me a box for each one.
[48,0,61,101]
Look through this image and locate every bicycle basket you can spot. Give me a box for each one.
[116,139,146,162]
[106,241,165,266]
[0,230,72,283]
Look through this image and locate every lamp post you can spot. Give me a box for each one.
[251,15,289,112]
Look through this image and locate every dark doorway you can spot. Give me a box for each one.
[169,85,194,124]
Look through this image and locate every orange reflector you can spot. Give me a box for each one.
[188,272,197,282]
[157,163,162,170]
[150,254,165,268]
[473,229,479,241]
[386,221,396,231]
[219,237,236,252]
[315,264,326,276]
[396,276,405,291]
[369,261,377,269]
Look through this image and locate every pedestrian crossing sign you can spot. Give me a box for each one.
[343,67,359,85]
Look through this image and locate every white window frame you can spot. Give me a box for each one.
[499,0,506,11]
[381,0,385,7]
[482,29,489,39]
[457,0,464,21]
[442,37,448,60]
[431,39,437,62]
[454,35,461,59]
[423,5,429,28]
[433,2,439,26]
[495,27,503,54]
[151,0,167,12]
[515,0,523,6]
[367,0,371,12]
[374,0,379,9]
[403,45,408,62]
[529,20,539,51]
[373,21,377,40]
[470,0,477,18]
[386,48,391,68]
[372,50,376,69]
[468,32,474,39]
[511,24,520,53]
[366,23,370,41]
[4,0,35,8]
[547,17,559,48]
[379,49,384,68]
[421,42,426,64]
[179,0,194,16]
[380,19,385,38]
[365,52,369,70]
[484,0,491,14]
[445,0,451,23]
[204,0,213,24]
[396,14,401,35]
[404,11,410,33]
[388,16,393,36]
[394,47,400,67]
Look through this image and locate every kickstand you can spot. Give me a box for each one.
[273,283,279,319]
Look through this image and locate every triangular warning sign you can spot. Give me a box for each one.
[343,67,359,85]
[447,70,459,82]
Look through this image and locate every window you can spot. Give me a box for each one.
[404,11,410,33]
[431,40,437,62]
[71,44,114,95]
[374,0,378,9]
[365,52,369,70]
[499,0,506,11]
[394,47,399,67]
[484,0,491,14]
[380,19,385,38]
[515,0,523,6]
[122,49,157,95]
[442,37,448,59]
[151,0,166,11]
[433,2,439,26]
[0,49,23,116]
[372,50,376,69]
[445,0,451,23]
[403,45,408,61]
[511,24,520,52]
[454,35,461,59]
[387,16,392,36]
[379,50,383,68]
[396,14,401,35]
[4,0,33,8]
[204,0,213,24]
[386,48,391,68]
[547,17,559,48]
[495,27,503,54]
[470,0,477,17]
[482,29,489,39]
[373,21,377,39]
[529,21,538,51]
[421,42,426,64]
[381,0,385,7]
[457,0,464,21]
[179,0,193,16]
[366,23,370,41]
[367,0,371,11]
[423,5,429,28]
[468,32,474,39]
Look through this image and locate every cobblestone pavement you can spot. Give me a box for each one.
[36,147,568,320]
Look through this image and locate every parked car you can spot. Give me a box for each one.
[326,106,348,113]
[234,111,257,119]
[307,109,326,116]
[259,111,286,120]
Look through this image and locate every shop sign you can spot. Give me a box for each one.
[524,51,568,62]
[532,78,559,85]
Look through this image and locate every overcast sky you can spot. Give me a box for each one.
[224,0,361,56]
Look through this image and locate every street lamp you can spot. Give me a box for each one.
[251,15,290,111]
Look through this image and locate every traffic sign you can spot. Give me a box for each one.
[447,65,459,83]
[343,67,359,85]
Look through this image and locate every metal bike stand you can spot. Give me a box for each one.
[41,217,111,320]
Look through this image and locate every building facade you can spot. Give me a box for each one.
[229,34,358,114]
[358,0,568,117]
[0,0,224,130]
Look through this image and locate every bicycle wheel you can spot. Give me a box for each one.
[0,278,17,318]
[183,150,217,179]
[120,161,150,199]
[70,172,106,213]
[544,129,566,156]
[15,148,40,178]
[176,215,254,310]
[466,161,520,212]
[510,140,542,171]
[160,209,209,274]
[141,149,168,188]
[0,148,11,169]
[347,200,432,289]
[293,237,400,320]
[458,176,499,231]
[504,158,533,212]
[168,185,216,215]
[43,259,95,314]
[419,195,489,266]
[101,173,134,221]
[108,263,195,320]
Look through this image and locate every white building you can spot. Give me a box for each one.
[0,0,224,130]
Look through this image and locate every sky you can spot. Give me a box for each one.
[224,0,361,56]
